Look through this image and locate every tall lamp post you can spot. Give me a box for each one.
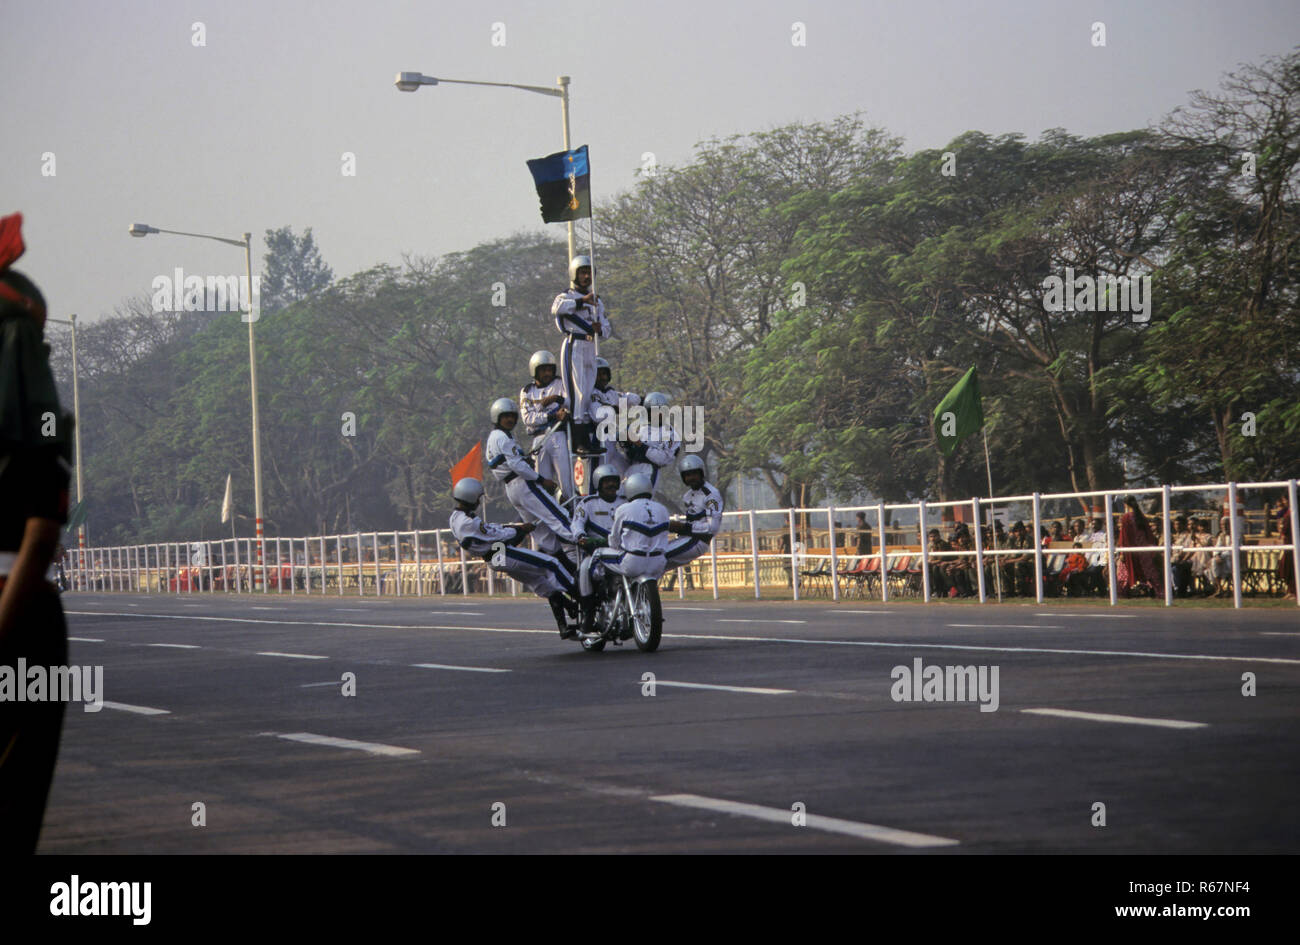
[394,71,576,262]
[46,313,84,585]
[127,223,265,591]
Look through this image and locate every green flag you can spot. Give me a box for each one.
[933,366,984,456]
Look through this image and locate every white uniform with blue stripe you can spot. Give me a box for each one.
[579,496,669,596]
[552,288,611,425]
[486,427,579,561]
[591,386,640,477]
[665,480,724,567]
[449,510,574,597]
[571,492,625,543]
[625,424,681,498]
[520,377,573,498]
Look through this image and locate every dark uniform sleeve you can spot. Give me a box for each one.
[0,314,71,540]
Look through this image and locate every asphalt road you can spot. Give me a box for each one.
[36,592,1300,853]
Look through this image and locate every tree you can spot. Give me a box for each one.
[260,226,334,316]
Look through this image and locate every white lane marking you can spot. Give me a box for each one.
[424,611,485,616]
[335,608,367,612]
[843,610,892,615]
[1021,708,1207,729]
[654,680,794,695]
[145,643,201,649]
[411,662,511,674]
[666,607,725,612]
[717,619,807,625]
[1261,632,1300,636]
[1034,613,1136,619]
[68,637,105,643]
[274,732,418,757]
[256,651,328,660]
[125,603,139,607]
[251,606,286,611]
[101,701,170,716]
[299,681,343,688]
[649,794,958,848]
[66,612,1300,665]
[947,624,1064,630]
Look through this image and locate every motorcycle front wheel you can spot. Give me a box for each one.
[632,580,663,652]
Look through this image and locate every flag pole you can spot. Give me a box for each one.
[983,426,1002,601]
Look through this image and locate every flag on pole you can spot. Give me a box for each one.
[220,473,233,523]
[933,367,984,456]
[526,145,591,223]
[450,442,483,486]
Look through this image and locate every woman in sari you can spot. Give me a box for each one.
[1116,496,1165,598]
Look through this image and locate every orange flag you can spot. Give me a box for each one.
[450,442,483,486]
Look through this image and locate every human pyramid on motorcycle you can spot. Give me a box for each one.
[451,256,724,649]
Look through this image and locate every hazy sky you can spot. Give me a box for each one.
[3,0,1297,323]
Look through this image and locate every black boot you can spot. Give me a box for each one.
[550,592,576,639]
[579,594,598,635]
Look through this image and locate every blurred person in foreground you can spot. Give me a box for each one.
[0,213,73,853]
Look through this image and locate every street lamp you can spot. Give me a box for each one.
[394,71,576,262]
[127,222,266,591]
[46,313,84,585]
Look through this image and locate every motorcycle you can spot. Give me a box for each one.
[575,567,663,653]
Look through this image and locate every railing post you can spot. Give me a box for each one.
[1032,493,1044,604]
[339,535,346,594]
[414,531,424,597]
[972,498,986,603]
[710,530,720,601]
[459,541,469,596]
[317,536,326,595]
[1290,479,1300,608]
[1161,485,1173,607]
[788,508,799,601]
[748,510,760,600]
[1228,483,1242,610]
[918,500,931,603]
[1104,493,1117,606]
[435,528,447,596]
[394,531,403,597]
[828,504,841,601]
[879,501,890,603]
[353,532,364,597]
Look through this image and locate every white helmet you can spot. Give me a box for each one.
[678,454,705,483]
[624,473,653,500]
[490,397,518,425]
[529,350,557,378]
[452,477,484,506]
[569,255,593,282]
[643,391,670,409]
[592,463,620,488]
[595,356,611,373]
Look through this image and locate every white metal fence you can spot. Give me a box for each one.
[63,479,1300,609]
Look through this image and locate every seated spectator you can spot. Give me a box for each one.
[1069,519,1086,541]
[1209,515,1236,597]
[1058,539,1092,597]
[925,529,951,597]
[1083,518,1108,595]
[1050,521,1067,543]
[1277,495,1296,600]
[1004,522,1034,596]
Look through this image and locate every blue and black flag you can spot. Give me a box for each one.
[526,145,590,223]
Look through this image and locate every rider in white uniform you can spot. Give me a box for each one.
[552,255,610,456]
[665,454,724,569]
[590,357,640,479]
[577,473,669,631]
[623,391,681,498]
[484,397,582,576]
[571,463,626,545]
[449,477,578,636]
[519,350,574,500]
